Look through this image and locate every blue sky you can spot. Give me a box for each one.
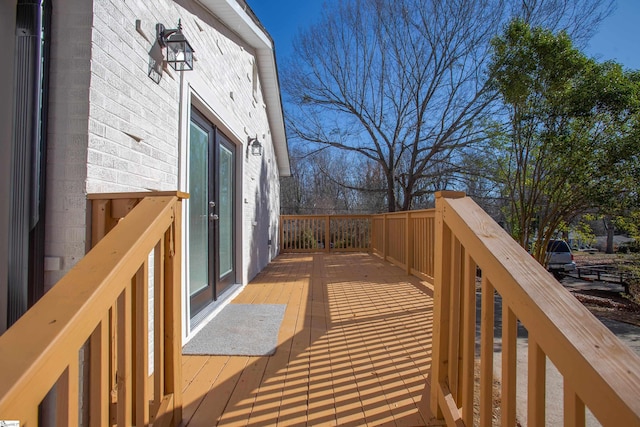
[250,0,640,70]
[587,0,640,70]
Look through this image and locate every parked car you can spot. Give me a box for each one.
[546,239,576,279]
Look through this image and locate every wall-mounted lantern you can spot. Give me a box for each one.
[157,20,194,71]
[247,136,263,157]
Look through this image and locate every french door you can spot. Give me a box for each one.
[188,109,236,318]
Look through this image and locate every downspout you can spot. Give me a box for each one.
[7,0,44,326]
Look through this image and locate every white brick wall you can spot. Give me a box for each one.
[86,0,179,194]
[45,0,94,287]
[45,0,285,291]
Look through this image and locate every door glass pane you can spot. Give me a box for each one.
[219,144,234,278]
[189,122,209,295]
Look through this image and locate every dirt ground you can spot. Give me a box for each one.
[566,252,640,327]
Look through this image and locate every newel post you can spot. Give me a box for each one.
[164,199,183,425]
[430,191,465,419]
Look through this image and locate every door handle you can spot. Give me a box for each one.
[210,213,219,221]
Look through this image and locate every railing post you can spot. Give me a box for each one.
[405,212,412,275]
[430,191,466,419]
[164,201,183,425]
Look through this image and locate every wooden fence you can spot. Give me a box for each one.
[280,215,372,252]
[280,211,436,283]
[0,192,186,426]
[371,210,436,282]
[431,191,640,426]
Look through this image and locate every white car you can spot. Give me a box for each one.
[546,239,576,279]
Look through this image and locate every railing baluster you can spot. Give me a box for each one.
[325,216,330,251]
[448,237,462,400]
[117,284,133,425]
[351,218,356,249]
[288,217,292,250]
[428,215,434,277]
[461,252,476,425]
[342,217,346,249]
[564,382,586,427]
[90,315,110,426]
[502,305,517,427]
[109,303,117,423]
[528,337,546,427]
[293,217,298,250]
[480,276,495,427]
[353,218,357,249]
[134,262,150,426]
[300,218,305,250]
[154,241,166,420]
[419,217,424,274]
[56,356,79,426]
[284,217,288,251]
[293,218,298,250]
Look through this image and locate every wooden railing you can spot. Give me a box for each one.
[280,215,372,252]
[371,210,436,282]
[0,192,186,426]
[430,191,640,426]
[279,212,436,283]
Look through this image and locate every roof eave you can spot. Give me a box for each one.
[196,0,291,177]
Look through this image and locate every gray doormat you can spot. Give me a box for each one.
[183,304,286,356]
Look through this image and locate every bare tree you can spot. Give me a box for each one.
[282,0,613,212]
[280,147,369,214]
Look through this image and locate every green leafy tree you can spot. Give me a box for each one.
[489,20,640,263]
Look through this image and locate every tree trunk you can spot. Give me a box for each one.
[386,173,396,212]
[606,225,615,254]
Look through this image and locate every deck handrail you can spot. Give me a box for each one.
[280,214,372,252]
[0,193,185,426]
[371,209,436,282]
[431,191,640,426]
[280,211,437,280]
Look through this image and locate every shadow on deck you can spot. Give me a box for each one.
[181,253,439,426]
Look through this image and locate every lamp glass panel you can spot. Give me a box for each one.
[167,41,193,71]
[251,141,263,156]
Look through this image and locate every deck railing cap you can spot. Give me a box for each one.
[434,190,466,199]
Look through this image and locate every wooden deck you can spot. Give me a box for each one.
[181,253,436,426]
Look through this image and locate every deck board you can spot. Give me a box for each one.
[182,253,436,426]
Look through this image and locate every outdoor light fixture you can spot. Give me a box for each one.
[247,136,263,157]
[157,20,194,71]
